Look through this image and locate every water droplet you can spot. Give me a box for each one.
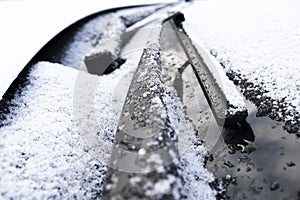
[270,182,280,191]
[223,160,235,168]
[138,148,146,155]
[287,161,296,167]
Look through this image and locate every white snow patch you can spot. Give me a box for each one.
[164,85,217,200]
[0,57,137,198]
[86,15,125,59]
[145,175,177,198]
[61,14,113,71]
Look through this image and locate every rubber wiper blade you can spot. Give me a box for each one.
[103,47,183,199]
[164,12,248,125]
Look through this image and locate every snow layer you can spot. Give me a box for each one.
[164,87,217,200]
[85,15,125,59]
[61,14,113,71]
[0,60,135,199]
[71,5,164,71]
[183,0,300,132]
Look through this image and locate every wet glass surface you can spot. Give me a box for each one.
[206,100,300,200]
